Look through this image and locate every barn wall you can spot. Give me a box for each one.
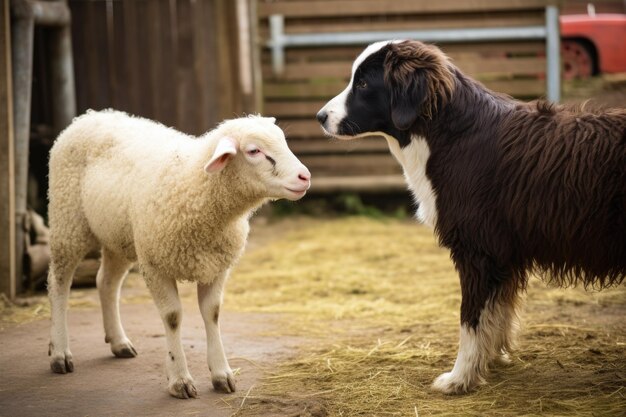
[562,0,625,14]
[66,0,253,136]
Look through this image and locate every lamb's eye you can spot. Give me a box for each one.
[356,80,367,89]
[247,148,260,156]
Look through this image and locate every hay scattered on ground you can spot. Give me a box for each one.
[2,216,624,416]
[225,216,626,417]
[0,289,101,330]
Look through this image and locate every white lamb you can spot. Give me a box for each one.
[47,110,310,399]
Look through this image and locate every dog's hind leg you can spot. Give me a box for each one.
[491,283,522,366]
[432,253,520,394]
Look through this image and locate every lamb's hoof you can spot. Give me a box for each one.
[169,377,198,399]
[212,371,236,393]
[112,342,138,358]
[432,371,478,395]
[50,354,74,374]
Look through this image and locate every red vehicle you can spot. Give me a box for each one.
[560,13,626,79]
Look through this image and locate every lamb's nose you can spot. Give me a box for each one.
[298,166,311,185]
[316,110,328,125]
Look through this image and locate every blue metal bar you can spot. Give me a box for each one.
[545,5,561,102]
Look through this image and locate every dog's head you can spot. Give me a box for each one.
[317,40,454,144]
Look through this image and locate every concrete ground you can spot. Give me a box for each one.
[0,299,299,417]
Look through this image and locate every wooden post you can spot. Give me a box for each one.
[0,0,16,299]
[47,0,75,134]
[10,0,75,293]
[236,0,261,114]
[11,0,36,295]
[248,0,263,113]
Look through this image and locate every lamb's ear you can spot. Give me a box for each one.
[204,136,238,173]
[266,117,276,124]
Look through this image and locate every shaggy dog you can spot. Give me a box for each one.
[316,40,626,394]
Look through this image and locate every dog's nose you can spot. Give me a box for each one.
[316,110,328,125]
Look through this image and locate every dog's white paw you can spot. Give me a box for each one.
[492,352,512,366]
[432,370,481,394]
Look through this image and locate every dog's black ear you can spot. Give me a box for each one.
[384,41,455,130]
[388,71,428,131]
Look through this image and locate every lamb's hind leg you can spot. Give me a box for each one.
[48,250,87,373]
[198,271,236,393]
[144,274,197,399]
[97,248,136,358]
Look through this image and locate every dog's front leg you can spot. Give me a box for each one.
[432,253,520,394]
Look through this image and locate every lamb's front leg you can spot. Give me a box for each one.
[198,272,236,393]
[144,275,197,399]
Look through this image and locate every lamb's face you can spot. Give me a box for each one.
[205,116,311,201]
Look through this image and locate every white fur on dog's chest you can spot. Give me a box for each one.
[386,135,438,228]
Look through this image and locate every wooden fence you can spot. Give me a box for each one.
[258,0,560,191]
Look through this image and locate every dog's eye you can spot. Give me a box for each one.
[356,80,367,89]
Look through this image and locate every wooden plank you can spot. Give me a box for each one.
[258,0,550,18]
[288,137,390,154]
[147,0,164,122]
[191,0,209,134]
[202,0,220,128]
[226,0,245,117]
[263,61,350,80]
[263,56,545,81]
[259,12,545,36]
[442,42,545,55]
[135,0,155,119]
[69,0,89,113]
[110,1,130,112]
[454,56,546,76]
[105,0,117,108]
[236,0,261,114]
[311,175,406,193]
[261,42,546,65]
[280,119,327,137]
[0,0,15,298]
[214,0,235,121]
[264,81,348,99]
[265,76,545,100]
[266,100,327,117]
[91,1,111,109]
[122,0,141,114]
[482,79,546,97]
[175,0,197,133]
[159,0,178,127]
[300,153,401,176]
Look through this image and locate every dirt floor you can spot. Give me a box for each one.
[0,306,298,417]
